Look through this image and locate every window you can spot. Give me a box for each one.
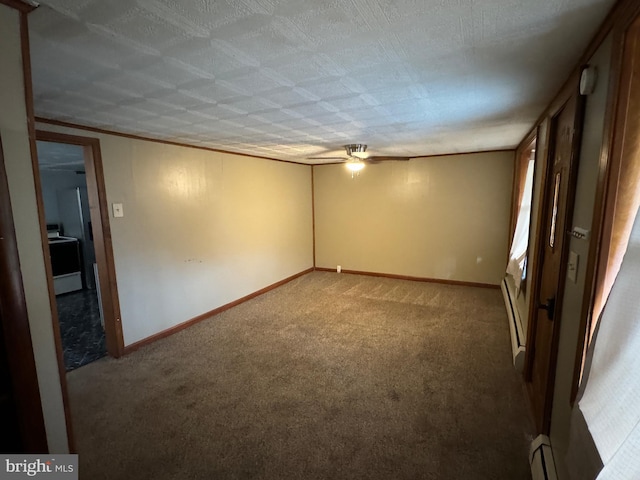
[506,137,537,292]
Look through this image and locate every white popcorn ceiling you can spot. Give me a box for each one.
[36,141,86,172]
[29,0,615,164]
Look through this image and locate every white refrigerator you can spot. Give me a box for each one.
[57,186,97,289]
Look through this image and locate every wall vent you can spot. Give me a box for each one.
[530,435,558,480]
[501,277,526,371]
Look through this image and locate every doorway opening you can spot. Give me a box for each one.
[34,131,123,373]
[36,141,105,370]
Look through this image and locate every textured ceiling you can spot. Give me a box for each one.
[29,0,615,164]
[36,140,86,171]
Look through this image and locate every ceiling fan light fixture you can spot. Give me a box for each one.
[345,144,367,158]
[346,160,365,172]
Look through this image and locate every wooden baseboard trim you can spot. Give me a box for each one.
[314,267,499,289]
[123,268,313,354]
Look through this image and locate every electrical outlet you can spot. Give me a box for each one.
[337,265,342,273]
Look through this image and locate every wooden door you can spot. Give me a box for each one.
[525,92,584,434]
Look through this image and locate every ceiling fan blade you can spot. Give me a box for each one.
[307,156,348,160]
[365,156,412,163]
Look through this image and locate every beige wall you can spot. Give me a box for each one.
[314,151,515,285]
[550,34,613,479]
[0,4,69,453]
[37,124,314,345]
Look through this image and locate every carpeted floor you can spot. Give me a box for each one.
[67,272,533,479]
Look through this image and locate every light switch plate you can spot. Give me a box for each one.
[112,203,124,218]
[568,251,579,283]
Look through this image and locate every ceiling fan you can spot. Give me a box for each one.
[308,144,412,172]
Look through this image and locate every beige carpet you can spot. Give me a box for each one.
[67,272,532,479]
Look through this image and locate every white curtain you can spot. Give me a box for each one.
[579,204,640,479]
[506,159,535,291]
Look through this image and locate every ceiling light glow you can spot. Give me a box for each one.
[346,161,365,172]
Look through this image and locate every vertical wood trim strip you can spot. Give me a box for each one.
[311,166,316,268]
[83,139,125,357]
[523,118,552,381]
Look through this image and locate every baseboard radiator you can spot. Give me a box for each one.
[500,277,526,372]
[530,435,558,480]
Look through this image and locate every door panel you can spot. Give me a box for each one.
[526,92,584,434]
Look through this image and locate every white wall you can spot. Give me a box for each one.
[550,34,613,480]
[0,4,69,453]
[314,151,515,285]
[35,123,314,346]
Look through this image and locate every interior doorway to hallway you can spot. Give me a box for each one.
[36,140,105,370]
[33,131,124,370]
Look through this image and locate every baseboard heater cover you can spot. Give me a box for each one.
[500,277,526,372]
[530,435,558,480]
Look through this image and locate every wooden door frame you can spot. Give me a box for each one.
[507,129,538,259]
[0,135,48,453]
[34,130,124,359]
[524,90,586,433]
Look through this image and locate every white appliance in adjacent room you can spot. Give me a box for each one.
[48,231,82,295]
[57,186,97,289]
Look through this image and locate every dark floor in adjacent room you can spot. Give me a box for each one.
[67,272,533,479]
[57,289,106,371]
